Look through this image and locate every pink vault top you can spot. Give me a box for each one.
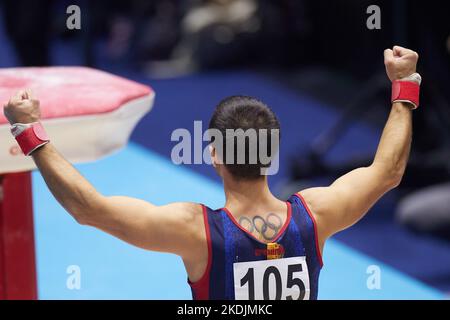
[0,66,153,124]
[0,66,155,174]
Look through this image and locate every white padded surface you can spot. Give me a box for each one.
[0,93,154,174]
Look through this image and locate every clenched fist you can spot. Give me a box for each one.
[3,90,41,125]
[384,46,419,82]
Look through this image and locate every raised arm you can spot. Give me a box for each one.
[3,91,206,263]
[300,46,420,251]
[31,143,204,256]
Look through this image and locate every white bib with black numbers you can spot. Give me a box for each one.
[233,256,310,300]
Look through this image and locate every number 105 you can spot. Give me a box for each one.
[234,259,310,300]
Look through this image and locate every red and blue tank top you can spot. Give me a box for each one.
[189,193,323,300]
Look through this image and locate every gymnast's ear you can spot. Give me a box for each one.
[209,145,218,168]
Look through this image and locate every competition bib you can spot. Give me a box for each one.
[233,256,310,300]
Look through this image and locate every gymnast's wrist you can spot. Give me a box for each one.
[391,72,421,110]
[10,121,50,156]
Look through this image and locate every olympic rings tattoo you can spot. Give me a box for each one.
[239,213,284,241]
[238,216,254,233]
[252,216,268,234]
[266,213,282,230]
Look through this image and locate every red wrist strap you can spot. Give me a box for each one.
[15,122,50,155]
[391,80,420,109]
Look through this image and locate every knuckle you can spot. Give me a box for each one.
[385,59,395,66]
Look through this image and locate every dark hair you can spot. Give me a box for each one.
[208,95,280,179]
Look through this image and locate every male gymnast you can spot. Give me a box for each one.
[4,46,420,300]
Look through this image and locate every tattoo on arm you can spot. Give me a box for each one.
[238,213,283,241]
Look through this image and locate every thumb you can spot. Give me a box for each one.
[8,90,25,105]
[24,89,35,100]
[393,45,413,57]
[393,45,418,60]
[393,46,404,57]
[20,90,29,100]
